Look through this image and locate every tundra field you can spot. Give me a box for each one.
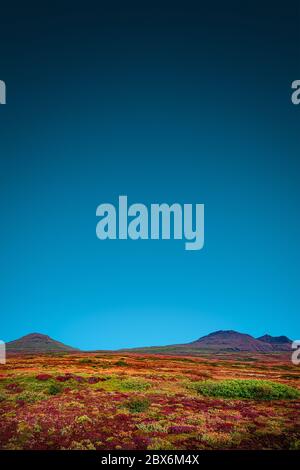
[0,352,299,450]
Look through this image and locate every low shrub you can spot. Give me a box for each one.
[87,377,100,384]
[125,397,150,413]
[47,383,62,395]
[68,439,96,450]
[147,438,174,450]
[35,374,52,381]
[17,390,44,404]
[136,422,167,433]
[190,379,300,400]
[115,360,127,367]
[168,425,196,434]
[74,415,92,425]
[121,378,151,391]
[5,383,23,393]
[78,358,93,364]
[56,375,71,382]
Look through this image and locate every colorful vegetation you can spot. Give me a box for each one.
[0,352,299,450]
[191,379,300,400]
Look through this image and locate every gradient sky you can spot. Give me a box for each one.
[0,2,299,349]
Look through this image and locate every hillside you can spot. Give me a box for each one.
[122,330,293,355]
[188,330,273,352]
[6,333,79,353]
[257,334,292,351]
[5,330,293,355]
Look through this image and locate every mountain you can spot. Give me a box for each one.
[123,330,292,355]
[5,330,293,355]
[6,333,79,353]
[257,334,292,351]
[187,330,273,352]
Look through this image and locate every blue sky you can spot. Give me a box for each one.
[0,2,299,349]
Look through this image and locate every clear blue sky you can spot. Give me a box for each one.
[0,2,299,349]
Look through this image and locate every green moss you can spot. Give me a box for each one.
[74,415,92,424]
[114,360,127,367]
[95,376,151,392]
[47,383,62,395]
[17,390,45,403]
[78,358,94,364]
[190,379,300,400]
[121,378,151,391]
[136,422,167,433]
[125,397,150,413]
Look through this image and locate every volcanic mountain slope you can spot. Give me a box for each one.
[257,334,292,351]
[6,333,79,353]
[124,330,293,354]
[188,330,273,352]
[5,330,293,355]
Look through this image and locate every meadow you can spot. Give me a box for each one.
[0,352,299,450]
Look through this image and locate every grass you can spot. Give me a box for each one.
[0,373,152,404]
[120,378,151,391]
[0,374,79,402]
[191,379,300,400]
[94,376,151,392]
[78,358,94,364]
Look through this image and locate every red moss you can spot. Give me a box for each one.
[169,425,197,434]
[36,374,52,381]
[56,375,71,382]
[87,377,100,384]
[5,383,23,393]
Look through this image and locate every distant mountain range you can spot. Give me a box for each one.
[4,330,293,354]
[189,330,292,352]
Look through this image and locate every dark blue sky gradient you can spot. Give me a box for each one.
[0,2,299,349]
